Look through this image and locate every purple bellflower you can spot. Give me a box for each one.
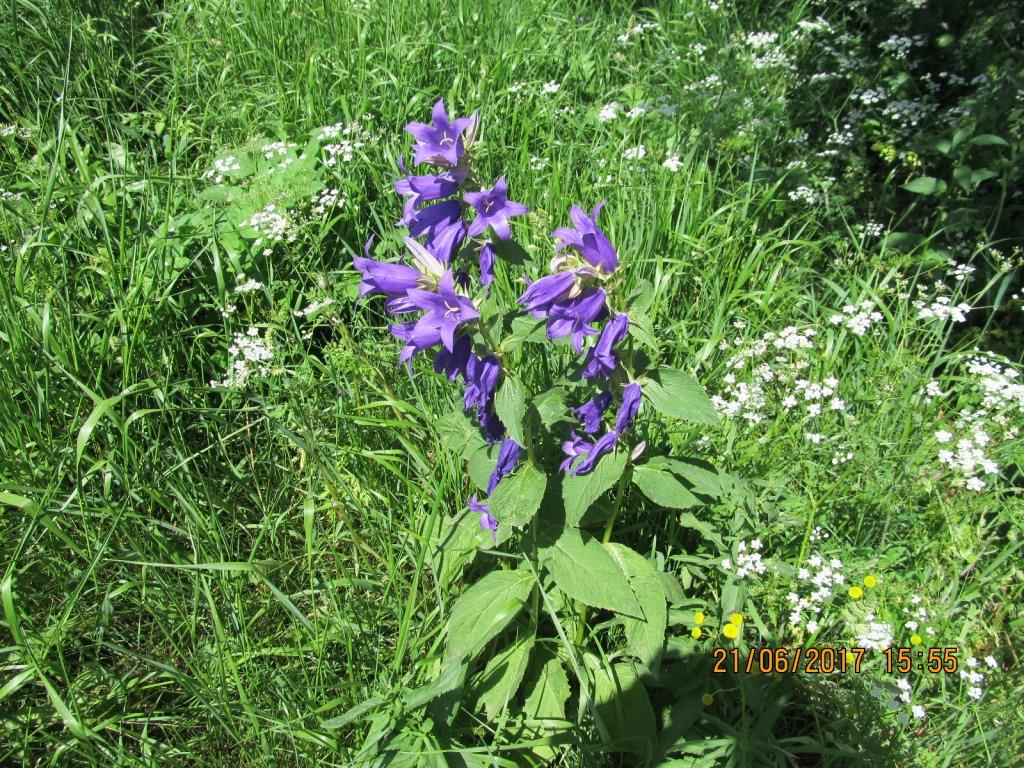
[551,202,618,274]
[561,382,643,476]
[546,288,608,352]
[469,495,498,537]
[464,176,529,241]
[487,438,522,494]
[571,390,612,434]
[406,270,480,352]
[405,99,477,169]
[478,242,497,287]
[581,313,629,379]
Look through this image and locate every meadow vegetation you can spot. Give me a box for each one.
[1,0,1022,765]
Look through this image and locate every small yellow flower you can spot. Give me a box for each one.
[911,634,922,646]
[722,623,740,639]
[729,612,744,626]
[694,611,705,625]
[848,586,864,599]
[691,627,702,639]
[863,575,877,588]
[701,693,714,706]
[846,651,856,665]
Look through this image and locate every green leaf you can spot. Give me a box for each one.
[953,165,973,192]
[562,450,627,525]
[467,443,497,492]
[902,176,947,196]
[403,661,467,711]
[504,315,549,350]
[533,387,569,428]
[436,409,485,459]
[631,464,699,509]
[678,513,726,549]
[522,647,570,722]
[605,544,667,668]
[494,375,527,446]
[589,658,657,753]
[627,311,660,353]
[475,630,535,719]
[445,568,533,662]
[642,368,718,425]
[970,134,1008,147]
[670,459,723,498]
[488,463,547,528]
[541,528,642,618]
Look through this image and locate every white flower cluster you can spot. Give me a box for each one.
[714,326,819,424]
[210,327,273,388]
[293,297,334,318]
[788,186,822,204]
[721,538,767,579]
[261,140,298,159]
[616,20,659,44]
[959,655,998,700]
[932,355,1022,491]
[829,300,884,336]
[948,260,976,282]
[311,188,344,218]
[902,594,935,637]
[684,74,723,91]
[598,102,621,122]
[915,295,971,323]
[233,274,263,294]
[857,221,885,238]
[541,80,560,95]
[855,614,894,651]
[854,87,887,105]
[787,553,846,633]
[662,155,683,172]
[746,31,779,48]
[879,34,928,59]
[203,155,241,184]
[319,118,373,166]
[623,145,646,161]
[243,204,297,255]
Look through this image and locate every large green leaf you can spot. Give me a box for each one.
[466,443,497,492]
[475,630,535,719]
[522,647,570,722]
[533,386,569,428]
[436,409,486,459]
[562,450,627,525]
[589,658,657,754]
[487,463,547,528]
[445,568,533,662]
[605,544,667,668]
[902,176,946,195]
[642,367,717,425]
[631,463,699,509]
[494,375,527,446]
[541,528,642,618]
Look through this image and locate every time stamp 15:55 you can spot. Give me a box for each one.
[711,646,960,675]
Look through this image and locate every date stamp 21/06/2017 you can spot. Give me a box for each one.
[711,646,960,675]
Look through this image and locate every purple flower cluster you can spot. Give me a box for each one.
[356,100,531,533]
[517,204,640,475]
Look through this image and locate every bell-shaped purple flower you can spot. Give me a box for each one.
[487,438,522,494]
[552,202,619,274]
[433,334,473,381]
[395,158,468,223]
[615,382,642,434]
[469,495,498,537]
[518,271,577,315]
[572,431,619,476]
[546,288,608,353]
[572,391,613,434]
[391,319,443,363]
[479,242,497,287]
[405,100,476,168]
[406,270,479,352]
[464,176,529,241]
[560,432,593,473]
[463,354,503,435]
[581,313,629,379]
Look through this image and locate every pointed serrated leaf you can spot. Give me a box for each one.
[494,375,527,446]
[445,568,533,662]
[562,450,626,525]
[476,630,535,719]
[605,544,667,668]
[541,528,642,618]
[642,368,717,425]
[488,463,547,528]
